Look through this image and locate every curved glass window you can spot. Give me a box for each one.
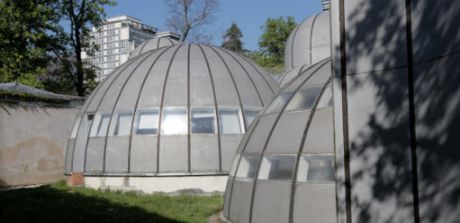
[191,107,215,134]
[90,113,110,137]
[136,110,159,135]
[114,112,132,136]
[70,116,82,138]
[297,154,335,183]
[219,108,243,134]
[258,155,296,180]
[265,91,294,114]
[243,109,260,127]
[317,86,332,108]
[161,108,188,135]
[236,155,259,179]
[229,154,242,176]
[285,87,321,111]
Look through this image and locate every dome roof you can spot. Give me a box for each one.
[284,11,330,74]
[129,36,179,59]
[222,58,336,223]
[65,44,279,176]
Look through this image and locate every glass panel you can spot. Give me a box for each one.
[285,87,322,111]
[264,91,293,114]
[136,110,159,135]
[236,155,259,179]
[297,155,335,183]
[161,108,187,135]
[219,109,242,134]
[244,109,259,127]
[258,155,296,180]
[96,114,110,137]
[229,154,241,176]
[70,116,82,138]
[317,85,332,108]
[191,107,215,134]
[114,113,132,136]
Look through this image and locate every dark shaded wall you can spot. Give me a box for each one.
[0,102,79,187]
[331,0,460,222]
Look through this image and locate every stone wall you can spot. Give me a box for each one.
[0,101,80,187]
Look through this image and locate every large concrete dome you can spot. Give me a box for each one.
[283,11,330,75]
[129,36,179,59]
[65,44,279,192]
[222,58,336,223]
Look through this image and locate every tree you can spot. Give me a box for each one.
[61,0,116,96]
[165,0,219,42]
[258,16,297,64]
[0,0,63,88]
[221,22,244,53]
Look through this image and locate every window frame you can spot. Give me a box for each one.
[243,107,261,129]
[90,112,111,137]
[161,107,188,135]
[235,154,260,180]
[135,108,160,135]
[218,107,245,135]
[190,107,217,135]
[113,111,133,136]
[296,154,335,184]
[258,154,297,181]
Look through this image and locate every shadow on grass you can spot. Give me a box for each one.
[0,184,183,223]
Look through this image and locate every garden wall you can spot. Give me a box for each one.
[0,100,81,187]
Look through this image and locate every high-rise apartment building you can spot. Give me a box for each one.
[321,0,330,10]
[83,15,157,81]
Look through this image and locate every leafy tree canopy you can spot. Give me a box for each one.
[258,16,297,65]
[221,22,244,53]
[0,0,63,88]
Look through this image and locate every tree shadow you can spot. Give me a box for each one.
[335,0,460,222]
[0,185,183,223]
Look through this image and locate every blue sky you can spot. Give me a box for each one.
[105,0,322,51]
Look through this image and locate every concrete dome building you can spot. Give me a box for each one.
[222,58,336,223]
[280,11,330,86]
[129,36,179,59]
[65,44,279,192]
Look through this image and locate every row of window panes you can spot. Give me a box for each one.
[73,107,260,138]
[264,86,332,114]
[235,154,335,183]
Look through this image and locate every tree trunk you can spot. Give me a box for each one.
[74,26,85,96]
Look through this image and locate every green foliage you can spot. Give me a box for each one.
[258,16,297,64]
[0,0,113,96]
[0,181,223,223]
[61,0,116,96]
[0,0,63,87]
[221,22,244,52]
[246,51,284,75]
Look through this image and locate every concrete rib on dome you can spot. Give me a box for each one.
[65,44,279,192]
[222,58,336,223]
[283,11,331,76]
[129,36,179,59]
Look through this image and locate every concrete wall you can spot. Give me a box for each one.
[331,0,460,222]
[0,102,79,187]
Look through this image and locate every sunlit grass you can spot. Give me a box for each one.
[0,181,223,223]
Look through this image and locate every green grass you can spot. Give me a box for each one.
[0,181,223,223]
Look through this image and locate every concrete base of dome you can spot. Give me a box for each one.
[83,175,228,193]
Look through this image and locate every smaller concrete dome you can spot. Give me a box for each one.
[129,37,179,59]
[222,58,336,223]
[284,11,330,72]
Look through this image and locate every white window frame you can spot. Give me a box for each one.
[135,108,160,135]
[218,107,245,134]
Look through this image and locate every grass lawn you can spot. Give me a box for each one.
[0,181,223,223]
